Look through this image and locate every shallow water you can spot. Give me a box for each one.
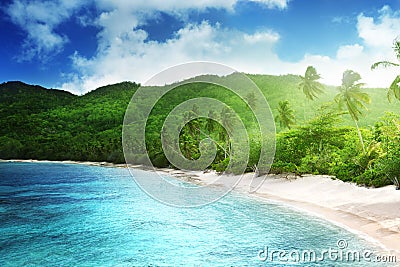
[0,162,395,266]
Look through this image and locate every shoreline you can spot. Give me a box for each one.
[2,159,400,259]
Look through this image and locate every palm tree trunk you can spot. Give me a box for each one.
[354,120,365,154]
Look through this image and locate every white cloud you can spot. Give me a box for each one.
[61,21,283,94]
[265,6,400,88]
[248,0,290,9]
[335,6,400,87]
[6,0,288,63]
[243,5,400,88]
[93,0,290,12]
[5,0,85,61]
[243,31,280,44]
[336,44,364,60]
[62,4,400,95]
[94,0,236,12]
[7,1,399,92]
[357,5,400,49]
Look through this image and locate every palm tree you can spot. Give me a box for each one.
[334,70,371,153]
[275,100,295,130]
[371,38,400,101]
[298,66,324,121]
[299,66,324,100]
[220,107,235,158]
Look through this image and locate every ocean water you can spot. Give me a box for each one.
[0,162,395,266]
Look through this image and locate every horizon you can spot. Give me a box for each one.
[0,70,391,96]
[1,0,400,94]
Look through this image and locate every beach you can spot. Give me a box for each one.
[171,170,400,259]
[130,165,400,261]
[2,159,400,259]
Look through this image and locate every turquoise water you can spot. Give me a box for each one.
[0,162,394,266]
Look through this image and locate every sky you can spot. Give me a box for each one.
[1,0,400,94]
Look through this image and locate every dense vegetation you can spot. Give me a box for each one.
[1,67,399,188]
[0,81,138,163]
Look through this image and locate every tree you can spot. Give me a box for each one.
[183,104,200,140]
[298,66,324,100]
[335,70,371,153]
[0,136,23,159]
[220,107,235,158]
[275,100,295,130]
[298,66,324,121]
[371,38,400,101]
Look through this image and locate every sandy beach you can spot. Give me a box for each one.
[2,159,400,259]
[172,170,400,259]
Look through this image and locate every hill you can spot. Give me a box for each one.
[0,81,77,117]
[0,75,399,186]
[0,81,139,161]
[248,74,400,128]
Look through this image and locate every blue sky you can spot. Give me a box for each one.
[1,0,400,94]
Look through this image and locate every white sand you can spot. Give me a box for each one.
[186,171,400,258]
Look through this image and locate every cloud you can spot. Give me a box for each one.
[93,0,289,12]
[357,5,400,49]
[5,0,85,61]
[246,5,400,88]
[336,44,364,60]
[333,6,400,87]
[243,31,280,44]
[267,5,400,88]
[331,16,351,24]
[62,2,400,93]
[94,0,237,12]
[248,0,290,9]
[61,21,282,94]
[62,4,400,95]
[6,1,399,93]
[5,0,289,63]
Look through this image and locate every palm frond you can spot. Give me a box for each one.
[371,61,400,70]
[336,70,370,122]
[349,91,371,104]
[393,39,400,60]
[299,66,324,101]
[389,75,400,102]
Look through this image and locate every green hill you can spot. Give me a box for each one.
[0,81,77,117]
[248,74,400,129]
[0,74,399,175]
[0,81,139,161]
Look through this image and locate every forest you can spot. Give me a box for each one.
[1,43,400,189]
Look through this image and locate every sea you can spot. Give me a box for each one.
[0,162,396,266]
